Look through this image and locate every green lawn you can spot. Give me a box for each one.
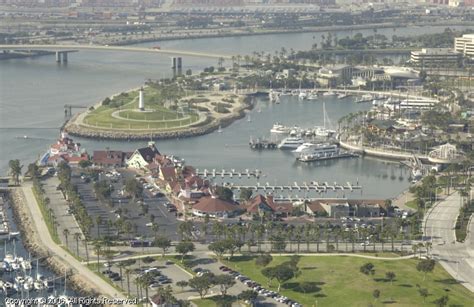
[83,87,200,130]
[223,256,473,307]
[405,200,418,210]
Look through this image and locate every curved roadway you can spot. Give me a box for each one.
[424,192,474,292]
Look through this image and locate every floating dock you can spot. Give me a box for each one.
[249,138,277,150]
[297,152,359,163]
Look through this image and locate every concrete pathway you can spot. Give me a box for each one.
[21,183,130,302]
[424,192,474,292]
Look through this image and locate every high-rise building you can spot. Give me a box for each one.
[454,34,474,58]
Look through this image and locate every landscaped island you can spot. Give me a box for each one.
[64,76,253,140]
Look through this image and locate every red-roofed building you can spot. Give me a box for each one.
[246,194,293,217]
[192,196,242,218]
[92,150,131,167]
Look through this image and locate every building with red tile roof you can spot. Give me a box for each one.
[192,196,242,218]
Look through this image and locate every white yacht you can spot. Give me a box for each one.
[356,94,373,103]
[270,123,289,134]
[301,143,339,157]
[298,91,308,100]
[323,91,336,96]
[278,137,304,150]
[293,142,321,154]
[337,92,350,99]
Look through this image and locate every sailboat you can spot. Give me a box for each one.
[217,125,223,133]
[314,102,336,137]
[247,115,252,122]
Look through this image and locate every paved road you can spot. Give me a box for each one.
[424,192,474,292]
[21,183,129,302]
[0,44,232,59]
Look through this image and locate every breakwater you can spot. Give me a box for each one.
[64,95,254,141]
[8,188,99,297]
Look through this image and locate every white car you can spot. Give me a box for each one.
[146,222,154,227]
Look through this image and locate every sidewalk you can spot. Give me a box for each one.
[20,183,129,302]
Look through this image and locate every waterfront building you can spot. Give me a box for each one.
[410,48,462,67]
[92,150,131,167]
[191,195,242,218]
[455,34,474,59]
[44,132,89,166]
[317,64,353,87]
[126,141,161,169]
[428,143,464,164]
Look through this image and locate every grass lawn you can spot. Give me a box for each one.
[83,87,200,130]
[404,200,418,210]
[224,256,474,307]
[192,295,242,307]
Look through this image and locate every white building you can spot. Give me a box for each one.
[410,48,461,66]
[455,34,474,59]
[126,142,161,169]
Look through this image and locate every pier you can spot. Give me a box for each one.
[222,181,362,193]
[195,169,262,179]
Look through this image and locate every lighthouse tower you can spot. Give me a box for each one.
[138,88,144,111]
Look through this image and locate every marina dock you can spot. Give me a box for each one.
[223,181,362,192]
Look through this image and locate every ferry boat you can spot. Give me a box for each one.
[297,146,358,162]
[277,137,304,150]
[270,123,289,134]
[293,142,322,154]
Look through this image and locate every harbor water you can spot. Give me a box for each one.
[0,25,472,296]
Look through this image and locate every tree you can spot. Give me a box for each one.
[124,178,143,199]
[154,236,171,258]
[272,264,297,292]
[208,240,228,259]
[93,243,102,272]
[255,254,273,268]
[433,295,449,307]
[78,160,92,169]
[214,186,233,201]
[26,163,40,178]
[239,188,253,201]
[360,263,375,276]
[175,241,195,262]
[385,271,396,285]
[238,290,257,302]
[418,288,429,302]
[214,274,236,296]
[270,234,286,253]
[372,289,380,302]
[416,259,435,281]
[188,274,214,299]
[8,159,22,185]
[261,267,276,287]
[62,228,70,249]
[176,280,189,291]
[73,233,81,256]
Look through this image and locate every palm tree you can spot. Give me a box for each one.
[63,229,70,250]
[73,233,81,256]
[93,243,102,272]
[95,216,103,239]
[8,159,22,185]
[124,268,132,297]
[84,239,90,262]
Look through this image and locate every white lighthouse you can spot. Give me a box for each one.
[138,88,144,111]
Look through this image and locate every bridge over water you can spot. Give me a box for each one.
[0,44,232,62]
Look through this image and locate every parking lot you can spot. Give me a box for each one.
[71,168,180,241]
[98,257,193,300]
